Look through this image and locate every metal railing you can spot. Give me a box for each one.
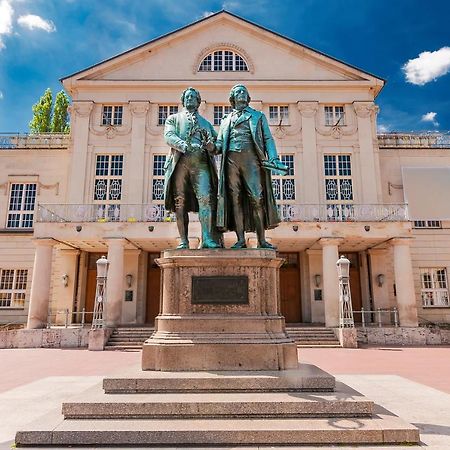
[0,132,70,149]
[37,203,409,224]
[378,132,450,149]
[353,307,399,327]
[46,309,94,328]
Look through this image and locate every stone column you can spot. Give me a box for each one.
[298,102,319,204]
[368,248,391,310]
[105,238,126,327]
[126,101,150,204]
[67,101,93,204]
[27,239,55,329]
[392,238,419,326]
[320,238,342,327]
[353,102,379,204]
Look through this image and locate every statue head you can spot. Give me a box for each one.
[229,84,251,109]
[181,87,201,110]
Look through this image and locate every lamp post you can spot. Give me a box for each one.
[91,256,109,330]
[336,255,354,328]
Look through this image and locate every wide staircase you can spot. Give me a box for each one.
[106,325,340,350]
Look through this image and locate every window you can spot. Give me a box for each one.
[158,105,179,125]
[102,105,123,126]
[213,105,232,125]
[324,154,353,220]
[420,268,449,307]
[324,105,345,126]
[269,106,289,125]
[7,183,37,229]
[199,50,248,71]
[413,220,442,229]
[272,154,296,219]
[149,154,167,221]
[0,269,27,309]
[93,155,123,221]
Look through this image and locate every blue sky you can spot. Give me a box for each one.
[0,0,449,133]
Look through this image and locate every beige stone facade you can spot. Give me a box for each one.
[0,11,449,329]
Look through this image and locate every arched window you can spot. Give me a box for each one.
[199,50,248,72]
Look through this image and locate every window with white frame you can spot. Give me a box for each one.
[272,154,296,219]
[93,155,123,221]
[324,105,345,126]
[158,105,179,125]
[6,183,37,229]
[413,220,442,229]
[0,269,27,309]
[269,105,289,125]
[102,105,123,126]
[150,154,167,221]
[213,105,232,125]
[198,50,248,71]
[420,268,449,307]
[324,154,353,220]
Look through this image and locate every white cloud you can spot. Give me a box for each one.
[201,11,214,18]
[0,0,14,50]
[421,111,439,127]
[17,14,56,32]
[0,90,3,100]
[403,47,450,85]
[377,124,390,133]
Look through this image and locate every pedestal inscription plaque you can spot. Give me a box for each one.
[192,276,248,304]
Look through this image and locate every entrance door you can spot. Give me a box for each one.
[278,252,302,323]
[146,253,161,324]
[347,253,362,311]
[84,253,105,323]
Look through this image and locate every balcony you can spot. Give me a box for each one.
[37,203,409,224]
[378,132,450,149]
[0,133,70,149]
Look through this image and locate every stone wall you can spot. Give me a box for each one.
[0,327,89,349]
[357,326,450,346]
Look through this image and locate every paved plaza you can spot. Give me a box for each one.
[0,345,449,449]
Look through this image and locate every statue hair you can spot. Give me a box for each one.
[229,84,251,108]
[181,87,201,106]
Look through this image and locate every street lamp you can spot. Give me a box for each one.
[336,255,354,328]
[92,256,109,329]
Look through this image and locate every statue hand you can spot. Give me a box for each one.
[188,143,203,152]
[204,140,216,153]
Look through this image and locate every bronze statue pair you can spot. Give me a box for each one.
[163,85,287,250]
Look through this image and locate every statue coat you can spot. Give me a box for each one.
[163,110,218,213]
[216,106,280,232]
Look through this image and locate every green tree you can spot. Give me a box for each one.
[29,88,53,133]
[51,90,70,132]
[29,88,71,133]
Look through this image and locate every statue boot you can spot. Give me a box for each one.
[199,206,221,249]
[175,208,189,249]
[254,203,276,250]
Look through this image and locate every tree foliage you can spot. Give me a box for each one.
[29,88,70,133]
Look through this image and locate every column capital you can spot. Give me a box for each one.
[58,248,81,256]
[129,101,150,117]
[33,238,56,248]
[297,101,319,117]
[353,101,379,119]
[69,101,94,118]
[319,237,344,247]
[306,249,322,256]
[105,237,127,247]
[390,237,414,247]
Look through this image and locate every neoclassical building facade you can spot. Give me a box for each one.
[1,11,449,330]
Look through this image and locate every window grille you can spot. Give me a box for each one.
[324,105,345,126]
[7,183,37,229]
[0,269,27,309]
[213,105,232,125]
[199,50,248,71]
[93,155,123,221]
[272,154,296,219]
[420,268,449,307]
[158,105,179,125]
[150,155,168,221]
[102,105,123,126]
[324,154,353,221]
[269,106,289,125]
[413,220,442,229]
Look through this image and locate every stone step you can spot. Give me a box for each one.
[15,413,420,447]
[108,337,149,342]
[103,364,335,394]
[104,345,142,351]
[62,389,374,419]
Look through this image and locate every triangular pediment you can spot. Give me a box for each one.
[62,11,383,90]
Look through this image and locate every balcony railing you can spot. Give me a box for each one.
[378,132,450,149]
[37,203,409,223]
[0,132,70,149]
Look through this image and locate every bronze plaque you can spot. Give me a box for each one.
[192,276,248,304]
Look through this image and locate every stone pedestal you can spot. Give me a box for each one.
[142,249,298,371]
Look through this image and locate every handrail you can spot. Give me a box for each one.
[353,307,399,327]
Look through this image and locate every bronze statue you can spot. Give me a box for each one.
[216,85,287,249]
[164,87,221,249]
